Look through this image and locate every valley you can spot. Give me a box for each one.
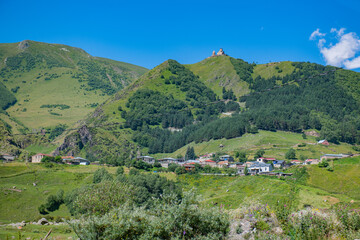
[1,43,360,239]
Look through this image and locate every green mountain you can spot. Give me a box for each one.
[55,54,360,163]
[185,55,250,97]
[0,40,148,134]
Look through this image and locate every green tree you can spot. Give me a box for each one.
[185,146,196,160]
[168,163,178,172]
[116,166,124,175]
[238,151,247,162]
[93,168,113,183]
[285,148,296,160]
[244,166,249,175]
[254,149,265,159]
[129,168,140,175]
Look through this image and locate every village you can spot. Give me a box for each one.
[136,152,350,175]
[0,139,352,176]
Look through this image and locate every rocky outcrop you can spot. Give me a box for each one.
[18,40,29,50]
[305,130,320,137]
[37,218,49,225]
[54,125,93,156]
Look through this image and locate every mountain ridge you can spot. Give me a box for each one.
[0,40,148,133]
[56,55,360,163]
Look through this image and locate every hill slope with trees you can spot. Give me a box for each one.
[56,54,360,164]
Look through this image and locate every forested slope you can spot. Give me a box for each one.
[57,56,360,164]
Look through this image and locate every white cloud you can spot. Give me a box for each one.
[310,28,326,40]
[318,38,326,48]
[344,56,360,69]
[320,32,360,67]
[330,28,346,36]
[310,28,360,69]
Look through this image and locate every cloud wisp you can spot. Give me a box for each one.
[310,28,360,69]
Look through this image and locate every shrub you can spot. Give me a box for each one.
[39,189,64,214]
[38,204,48,215]
[335,204,360,232]
[116,166,124,175]
[68,191,230,239]
[65,181,134,216]
[93,168,113,183]
[318,160,329,168]
[288,209,333,240]
[255,220,270,231]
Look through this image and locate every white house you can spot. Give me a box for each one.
[248,162,273,174]
[137,156,155,164]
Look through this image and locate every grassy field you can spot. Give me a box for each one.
[0,162,173,224]
[25,144,58,155]
[177,170,357,212]
[306,156,360,200]
[0,224,75,240]
[1,158,360,239]
[153,130,356,160]
[186,56,250,97]
[0,163,111,223]
[252,61,296,79]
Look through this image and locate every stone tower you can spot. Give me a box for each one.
[217,48,225,56]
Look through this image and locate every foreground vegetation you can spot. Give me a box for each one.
[1,156,360,239]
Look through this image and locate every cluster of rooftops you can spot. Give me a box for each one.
[136,153,351,174]
[1,151,352,174]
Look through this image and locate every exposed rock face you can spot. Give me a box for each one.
[54,125,93,156]
[78,125,92,146]
[37,218,48,225]
[305,130,320,137]
[18,40,29,50]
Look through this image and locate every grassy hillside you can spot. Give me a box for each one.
[0,40,147,132]
[0,163,116,223]
[57,59,228,160]
[252,61,296,79]
[306,156,360,200]
[56,57,360,163]
[186,56,250,97]
[153,130,356,160]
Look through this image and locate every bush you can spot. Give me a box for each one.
[254,220,270,231]
[68,191,230,239]
[93,168,113,183]
[289,209,333,240]
[38,204,48,215]
[65,181,134,216]
[39,189,64,214]
[318,160,329,168]
[116,166,124,175]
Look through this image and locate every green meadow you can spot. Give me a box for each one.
[1,156,360,239]
[153,130,355,160]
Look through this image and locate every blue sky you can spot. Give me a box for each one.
[1,0,360,70]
